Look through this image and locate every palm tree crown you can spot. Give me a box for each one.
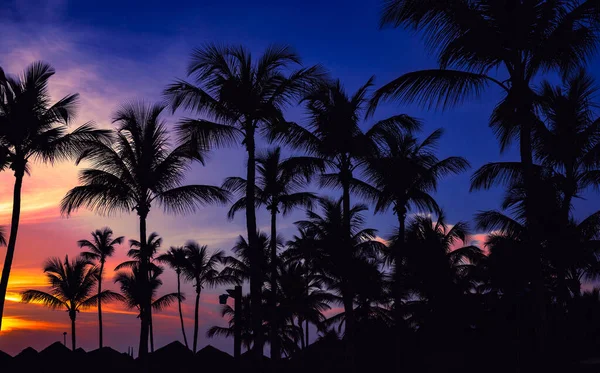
[0,61,111,330]
[21,255,122,350]
[78,227,124,349]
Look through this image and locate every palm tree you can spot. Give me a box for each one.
[401,214,484,330]
[21,255,122,350]
[374,0,600,232]
[114,232,164,353]
[164,44,324,359]
[60,102,229,358]
[208,294,256,353]
[365,128,469,327]
[374,4,600,351]
[156,246,191,349]
[275,261,334,350]
[224,146,321,359]
[183,241,226,352]
[0,62,111,329]
[220,232,273,286]
[277,79,420,347]
[534,70,600,304]
[114,263,181,353]
[78,227,124,348]
[294,198,386,342]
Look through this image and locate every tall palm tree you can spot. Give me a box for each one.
[156,246,191,349]
[277,79,420,347]
[183,241,226,353]
[60,102,229,358]
[164,44,324,359]
[535,70,600,304]
[114,263,181,353]
[374,0,600,232]
[78,227,124,348]
[0,62,111,329]
[21,255,122,350]
[114,232,164,353]
[365,128,469,328]
[224,146,321,359]
[374,3,600,351]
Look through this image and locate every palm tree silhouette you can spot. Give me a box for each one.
[374,3,600,351]
[115,232,163,353]
[293,198,385,342]
[374,0,600,228]
[78,227,124,349]
[208,294,255,353]
[401,214,484,334]
[365,128,469,328]
[165,44,324,360]
[276,79,419,350]
[275,261,334,350]
[114,263,181,354]
[21,255,122,350]
[156,246,191,349]
[220,233,272,285]
[0,62,111,329]
[224,146,321,359]
[535,70,600,305]
[60,102,229,358]
[183,242,226,352]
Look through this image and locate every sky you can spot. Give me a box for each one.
[0,0,600,357]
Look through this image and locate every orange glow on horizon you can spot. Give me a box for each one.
[0,316,62,332]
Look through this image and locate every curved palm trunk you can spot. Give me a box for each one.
[245,125,264,366]
[138,214,150,360]
[177,272,189,348]
[269,208,280,364]
[98,260,104,348]
[193,288,201,352]
[0,172,24,331]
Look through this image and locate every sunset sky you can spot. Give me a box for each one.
[1,0,600,357]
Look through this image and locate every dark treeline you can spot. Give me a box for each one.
[3,1,600,373]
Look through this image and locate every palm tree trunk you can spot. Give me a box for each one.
[305,319,309,348]
[393,205,407,372]
[245,124,264,366]
[269,208,280,363]
[193,288,201,353]
[98,261,104,348]
[299,318,306,350]
[340,159,355,373]
[71,314,77,351]
[138,214,150,359]
[341,160,355,336]
[0,172,24,331]
[305,271,310,348]
[150,307,154,353]
[177,273,189,349]
[517,90,546,360]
